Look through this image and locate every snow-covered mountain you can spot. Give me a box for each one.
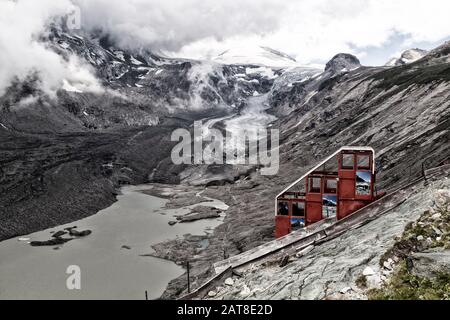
[385,48,428,67]
[213,45,298,68]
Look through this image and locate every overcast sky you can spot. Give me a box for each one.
[74,0,450,66]
[1,0,450,95]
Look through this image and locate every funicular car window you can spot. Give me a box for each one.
[277,201,289,216]
[292,202,305,216]
[309,177,321,193]
[341,154,354,169]
[291,216,305,231]
[322,195,337,219]
[325,178,337,194]
[356,171,372,196]
[357,154,370,169]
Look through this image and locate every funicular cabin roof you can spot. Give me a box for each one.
[307,171,339,176]
[276,146,375,200]
[278,194,306,201]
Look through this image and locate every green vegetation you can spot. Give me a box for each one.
[368,261,450,300]
[355,275,367,289]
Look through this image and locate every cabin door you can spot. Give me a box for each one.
[338,152,373,219]
[305,176,323,225]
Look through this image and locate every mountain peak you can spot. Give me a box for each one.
[325,53,361,74]
[385,48,427,67]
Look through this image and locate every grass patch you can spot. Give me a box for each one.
[368,261,450,300]
[355,275,368,289]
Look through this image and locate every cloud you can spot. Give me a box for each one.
[170,0,450,65]
[74,0,283,52]
[2,0,450,97]
[0,0,102,97]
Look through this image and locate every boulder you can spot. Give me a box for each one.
[340,287,352,294]
[177,206,221,223]
[68,229,92,237]
[411,248,450,278]
[240,285,251,297]
[383,260,393,270]
[52,230,67,238]
[362,266,375,276]
[224,278,234,286]
[30,237,72,247]
[207,290,217,297]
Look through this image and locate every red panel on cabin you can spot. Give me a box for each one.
[339,170,355,179]
[339,178,355,199]
[306,202,322,225]
[306,192,322,225]
[306,193,322,202]
[275,216,291,238]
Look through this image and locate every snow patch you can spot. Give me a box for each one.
[62,79,83,93]
[245,66,277,79]
[114,50,125,61]
[58,41,70,49]
[213,45,297,68]
[130,56,143,65]
[302,90,318,106]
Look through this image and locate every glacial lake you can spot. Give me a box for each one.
[0,185,227,300]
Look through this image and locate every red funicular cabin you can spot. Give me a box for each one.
[275,147,377,238]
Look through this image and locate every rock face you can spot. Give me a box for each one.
[30,238,73,247]
[411,248,450,278]
[177,206,222,223]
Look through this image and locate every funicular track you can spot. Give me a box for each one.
[180,163,450,300]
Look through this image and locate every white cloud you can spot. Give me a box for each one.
[2,0,450,97]
[73,0,283,52]
[170,0,450,65]
[0,0,102,97]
